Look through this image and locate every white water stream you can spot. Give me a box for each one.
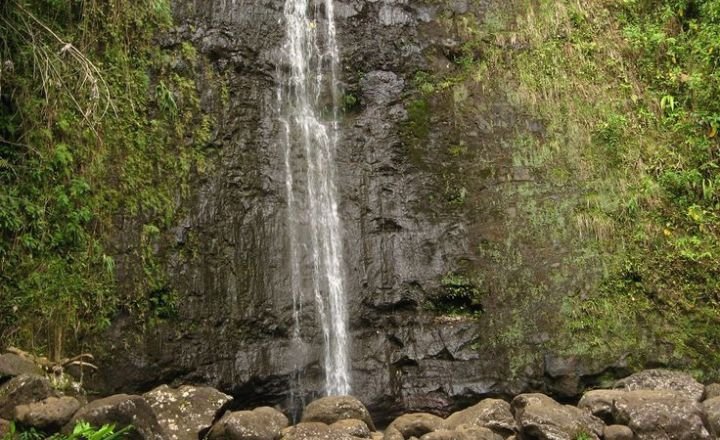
[277,0,350,396]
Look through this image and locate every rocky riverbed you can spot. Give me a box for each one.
[2,352,720,440]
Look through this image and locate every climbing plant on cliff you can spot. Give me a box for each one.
[0,0,212,358]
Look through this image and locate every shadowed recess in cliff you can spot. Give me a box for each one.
[276,0,351,399]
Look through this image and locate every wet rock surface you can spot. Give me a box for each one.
[85,0,687,421]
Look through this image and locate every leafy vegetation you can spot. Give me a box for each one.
[412,0,720,377]
[2,421,132,440]
[428,273,484,315]
[0,0,214,359]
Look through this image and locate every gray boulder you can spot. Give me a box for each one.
[603,425,634,440]
[445,399,515,435]
[383,426,404,440]
[209,407,289,440]
[280,421,362,440]
[388,413,446,439]
[580,389,709,440]
[330,419,371,438]
[0,374,54,419]
[702,396,720,436]
[144,384,232,440]
[14,396,80,430]
[418,430,467,440]
[66,394,165,440]
[577,390,626,423]
[0,418,11,437]
[704,383,720,400]
[302,396,375,431]
[614,369,704,401]
[0,354,42,380]
[511,393,603,440]
[454,425,503,440]
[281,422,329,440]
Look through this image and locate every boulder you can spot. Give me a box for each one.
[603,425,633,440]
[252,407,290,435]
[14,396,80,430]
[280,421,362,440]
[702,396,720,436]
[445,399,515,435]
[209,407,289,440]
[302,396,375,431]
[144,384,233,440]
[0,418,11,437]
[614,369,704,401]
[580,389,709,440]
[330,419,371,438]
[418,430,467,440]
[704,383,720,400]
[66,394,165,440]
[388,413,446,439]
[0,354,42,380]
[281,422,328,440]
[455,425,503,440]
[577,390,627,423]
[383,426,404,440]
[511,393,603,440]
[0,374,54,419]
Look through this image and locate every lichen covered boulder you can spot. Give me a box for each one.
[614,369,704,402]
[209,407,289,440]
[0,354,42,380]
[580,389,709,440]
[301,396,375,431]
[511,393,603,440]
[144,384,232,440]
[66,394,165,440]
[0,374,54,419]
[387,413,446,439]
[14,396,80,430]
[445,399,515,435]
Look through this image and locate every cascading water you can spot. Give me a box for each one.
[277,0,350,398]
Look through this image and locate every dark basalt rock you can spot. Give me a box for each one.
[613,369,705,402]
[0,354,42,381]
[301,396,375,431]
[511,393,604,440]
[14,396,80,431]
[88,0,632,421]
[65,394,165,440]
[143,384,233,440]
[579,389,710,440]
[0,374,54,420]
[209,407,289,440]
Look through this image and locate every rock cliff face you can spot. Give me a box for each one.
[93,0,624,422]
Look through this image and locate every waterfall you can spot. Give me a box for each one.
[277,0,350,397]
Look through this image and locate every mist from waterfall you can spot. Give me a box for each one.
[277,0,350,397]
